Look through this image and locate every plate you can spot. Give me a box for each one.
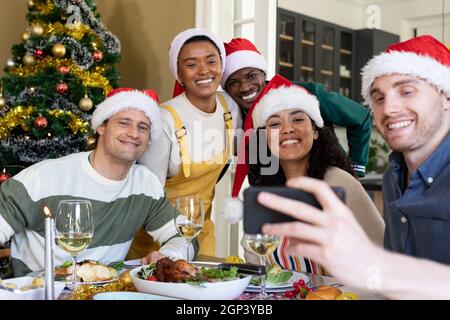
[0,276,66,300]
[130,265,252,300]
[93,291,179,300]
[27,270,119,287]
[246,271,310,292]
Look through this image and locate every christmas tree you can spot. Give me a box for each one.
[0,0,121,171]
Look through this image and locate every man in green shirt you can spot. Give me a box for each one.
[222,38,371,177]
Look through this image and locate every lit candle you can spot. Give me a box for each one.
[44,206,55,300]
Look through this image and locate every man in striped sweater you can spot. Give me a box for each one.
[0,88,195,277]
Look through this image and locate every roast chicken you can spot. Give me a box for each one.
[155,257,198,282]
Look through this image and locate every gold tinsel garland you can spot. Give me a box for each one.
[67,270,137,300]
[33,0,56,16]
[48,109,90,135]
[0,106,35,140]
[0,106,90,140]
[45,22,94,42]
[11,57,112,95]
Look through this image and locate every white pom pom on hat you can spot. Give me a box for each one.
[221,197,244,225]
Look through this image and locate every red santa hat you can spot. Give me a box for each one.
[91,87,162,140]
[362,35,450,106]
[222,38,268,88]
[222,74,322,224]
[169,28,226,97]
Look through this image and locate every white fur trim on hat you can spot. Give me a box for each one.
[168,28,226,82]
[221,197,243,224]
[252,86,323,129]
[221,50,268,88]
[362,51,450,106]
[91,91,162,140]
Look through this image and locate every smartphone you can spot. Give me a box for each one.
[243,186,346,234]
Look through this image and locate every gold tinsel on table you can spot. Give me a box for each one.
[68,270,137,300]
[11,58,112,95]
[0,106,89,139]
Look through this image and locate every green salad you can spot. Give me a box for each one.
[137,264,240,286]
[250,265,293,286]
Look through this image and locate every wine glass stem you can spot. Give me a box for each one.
[260,256,267,297]
[71,255,77,289]
[186,240,191,261]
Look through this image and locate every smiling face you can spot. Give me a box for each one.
[370,74,449,156]
[97,109,151,164]
[177,40,222,100]
[225,67,266,111]
[265,109,318,163]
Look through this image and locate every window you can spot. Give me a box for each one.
[233,0,255,41]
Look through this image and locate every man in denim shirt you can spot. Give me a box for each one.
[361,35,450,263]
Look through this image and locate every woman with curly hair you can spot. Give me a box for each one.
[234,75,384,275]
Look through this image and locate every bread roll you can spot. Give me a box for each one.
[305,285,342,300]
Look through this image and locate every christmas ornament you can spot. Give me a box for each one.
[5,58,16,70]
[29,87,36,94]
[22,32,30,42]
[23,54,36,66]
[92,50,103,62]
[28,0,35,9]
[58,65,70,74]
[34,49,44,57]
[34,114,48,128]
[0,87,6,108]
[56,82,69,94]
[0,169,10,184]
[86,135,97,150]
[31,24,44,36]
[52,43,66,58]
[79,95,93,112]
[0,96,6,109]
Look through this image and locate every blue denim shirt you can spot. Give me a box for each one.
[383,133,450,264]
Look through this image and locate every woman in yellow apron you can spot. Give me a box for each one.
[128,28,241,259]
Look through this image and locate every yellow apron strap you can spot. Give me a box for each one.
[217,93,234,160]
[160,105,191,178]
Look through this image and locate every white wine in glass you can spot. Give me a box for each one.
[55,200,94,288]
[174,195,204,261]
[245,233,280,299]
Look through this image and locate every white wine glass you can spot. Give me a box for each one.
[244,233,280,299]
[174,195,204,261]
[55,200,94,289]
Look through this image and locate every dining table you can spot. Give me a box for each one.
[52,255,384,300]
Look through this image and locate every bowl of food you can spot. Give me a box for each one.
[0,276,66,300]
[130,258,252,300]
[55,260,120,284]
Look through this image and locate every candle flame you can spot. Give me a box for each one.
[43,206,51,218]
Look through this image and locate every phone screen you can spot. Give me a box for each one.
[243,186,345,234]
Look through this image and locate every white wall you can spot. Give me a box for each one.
[373,0,450,42]
[278,0,363,29]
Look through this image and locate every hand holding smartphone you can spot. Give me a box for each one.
[243,186,346,234]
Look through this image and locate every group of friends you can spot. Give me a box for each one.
[0,26,449,299]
